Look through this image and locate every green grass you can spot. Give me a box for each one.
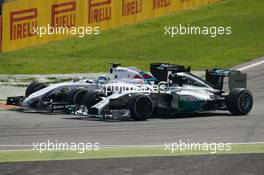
[0,143,264,163]
[0,0,263,74]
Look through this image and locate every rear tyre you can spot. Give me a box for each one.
[25,81,47,97]
[128,94,153,121]
[226,88,253,115]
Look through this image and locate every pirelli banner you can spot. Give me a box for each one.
[2,0,217,52]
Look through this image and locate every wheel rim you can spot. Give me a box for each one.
[239,93,252,112]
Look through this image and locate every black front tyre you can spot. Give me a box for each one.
[82,90,106,108]
[227,88,253,115]
[128,94,154,121]
[25,81,47,97]
[67,88,87,105]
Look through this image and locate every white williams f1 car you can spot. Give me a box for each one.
[7,63,253,120]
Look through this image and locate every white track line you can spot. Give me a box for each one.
[238,59,264,71]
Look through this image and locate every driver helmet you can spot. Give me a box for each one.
[96,75,108,84]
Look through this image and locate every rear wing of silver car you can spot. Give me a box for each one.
[205,69,247,92]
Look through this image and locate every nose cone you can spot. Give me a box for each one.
[22,98,31,107]
[22,96,38,108]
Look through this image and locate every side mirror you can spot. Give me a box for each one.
[169,74,183,86]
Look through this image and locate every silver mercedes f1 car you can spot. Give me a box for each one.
[7,63,253,120]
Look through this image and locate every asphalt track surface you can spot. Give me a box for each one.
[0,58,263,174]
[0,60,264,149]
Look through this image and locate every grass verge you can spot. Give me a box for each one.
[0,143,264,163]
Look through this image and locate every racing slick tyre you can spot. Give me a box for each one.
[82,90,106,108]
[67,88,87,105]
[25,81,47,97]
[128,94,154,121]
[226,88,253,115]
